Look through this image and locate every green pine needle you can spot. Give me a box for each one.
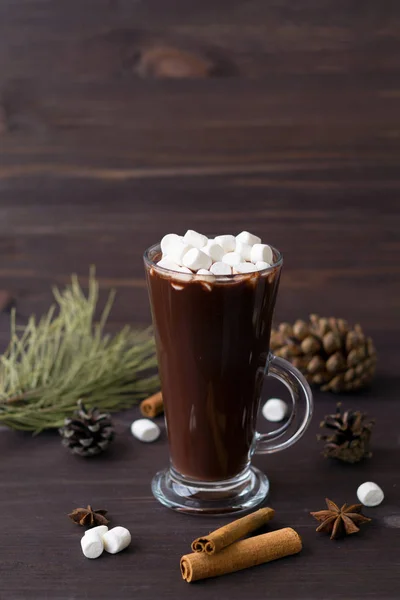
[0,269,159,432]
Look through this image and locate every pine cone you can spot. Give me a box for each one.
[270,315,377,392]
[318,403,374,463]
[59,400,115,457]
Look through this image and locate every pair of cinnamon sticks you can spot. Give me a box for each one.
[181,507,302,583]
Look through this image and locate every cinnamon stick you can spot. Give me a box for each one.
[181,527,302,583]
[140,391,163,418]
[191,506,275,554]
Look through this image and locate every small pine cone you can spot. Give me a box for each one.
[270,315,377,393]
[318,403,374,463]
[59,400,115,457]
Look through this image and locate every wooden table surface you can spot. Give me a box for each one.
[1,1,400,598]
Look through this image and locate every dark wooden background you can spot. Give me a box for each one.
[1,1,400,598]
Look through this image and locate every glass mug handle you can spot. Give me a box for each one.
[255,354,313,454]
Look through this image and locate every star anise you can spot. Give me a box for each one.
[310,498,371,540]
[68,505,109,527]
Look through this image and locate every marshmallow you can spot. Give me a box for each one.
[167,240,192,266]
[250,244,273,265]
[210,262,232,275]
[157,257,185,272]
[235,262,257,274]
[255,261,271,271]
[233,263,257,274]
[197,269,213,275]
[357,482,384,507]
[84,525,109,539]
[214,235,236,253]
[81,532,104,559]
[160,233,182,255]
[202,241,224,262]
[235,241,252,261]
[182,248,212,271]
[262,398,288,422]
[236,231,261,246]
[222,252,242,267]
[183,230,208,249]
[131,419,160,442]
[103,526,131,555]
[157,259,192,278]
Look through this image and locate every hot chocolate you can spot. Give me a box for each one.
[145,250,281,481]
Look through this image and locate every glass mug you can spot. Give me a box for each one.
[144,243,313,514]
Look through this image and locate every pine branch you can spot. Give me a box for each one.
[0,269,159,432]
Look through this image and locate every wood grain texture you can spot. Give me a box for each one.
[0,0,400,598]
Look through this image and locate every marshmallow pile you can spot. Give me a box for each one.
[81,525,131,559]
[157,230,273,276]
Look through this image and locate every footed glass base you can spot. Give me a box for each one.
[151,466,270,515]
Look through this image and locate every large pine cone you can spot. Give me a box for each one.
[270,315,377,392]
[59,400,115,457]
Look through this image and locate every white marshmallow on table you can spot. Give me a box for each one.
[103,526,131,555]
[255,261,271,271]
[235,240,252,261]
[131,419,160,442]
[183,230,208,249]
[202,241,224,262]
[214,235,236,253]
[222,252,242,267]
[85,525,109,539]
[166,240,192,266]
[81,531,104,559]
[235,262,258,274]
[357,482,384,507]
[160,233,182,255]
[210,262,232,275]
[236,231,261,247]
[262,398,288,422]
[250,244,273,265]
[182,248,212,271]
